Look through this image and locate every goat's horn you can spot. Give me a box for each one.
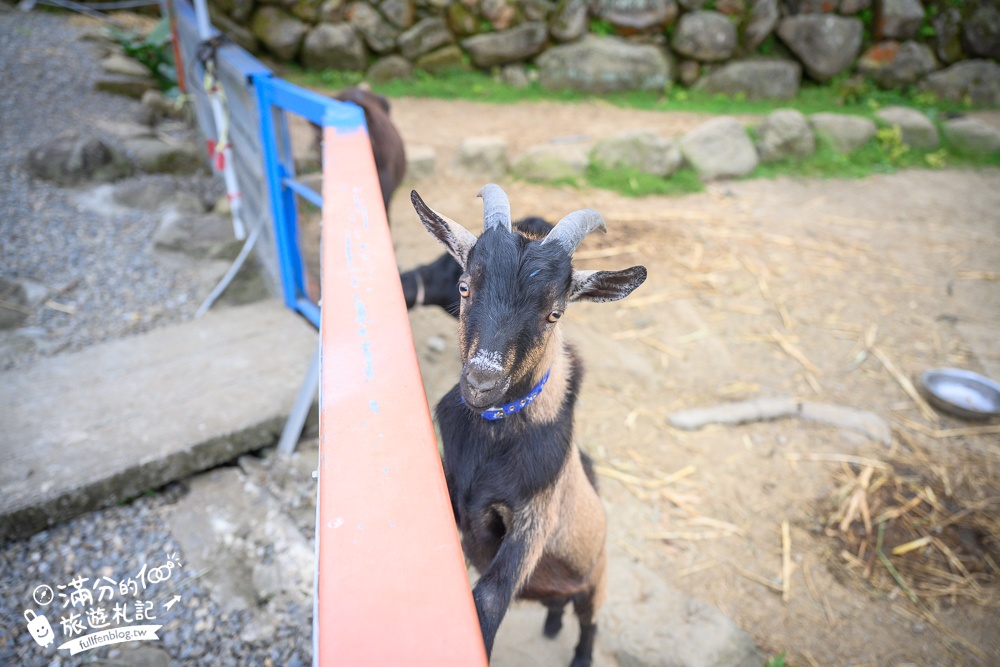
[478,183,512,234]
[540,209,607,254]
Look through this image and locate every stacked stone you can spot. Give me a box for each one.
[441,107,1000,186]
[210,0,1000,100]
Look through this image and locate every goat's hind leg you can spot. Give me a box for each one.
[569,588,598,667]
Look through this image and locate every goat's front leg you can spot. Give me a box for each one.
[473,506,551,658]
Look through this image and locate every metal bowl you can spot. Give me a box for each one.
[921,368,1000,420]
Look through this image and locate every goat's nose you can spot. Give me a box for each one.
[466,368,501,393]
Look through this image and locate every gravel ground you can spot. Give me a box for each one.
[0,483,312,667]
[0,4,223,372]
[0,7,312,665]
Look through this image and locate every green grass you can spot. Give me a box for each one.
[285,66,999,198]
[286,66,980,119]
[586,162,704,197]
[764,652,787,667]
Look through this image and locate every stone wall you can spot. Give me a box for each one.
[211,0,1000,101]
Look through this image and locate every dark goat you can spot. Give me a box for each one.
[411,184,647,666]
[315,87,406,214]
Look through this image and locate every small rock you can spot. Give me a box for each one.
[963,4,1000,59]
[537,35,673,94]
[808,113,877,153]
[124,137,208,175]
[839,0,870,14]
[427,335,446,353]
[858,40,937,89]
[454,136,508,178]
[500,64,530,89]
[252,561,284,602]
[153,208,243,260]
[101,53,151,78]
[511,143,589,183]
[367,55,413,82]
[397,17,453,60]
[679,117,759,180]
[875,106,940,150]
[550,0,588,42]
[755,108,816,162]
[380,0,414,30]
[777,14,863,82]
[94,75,158,99]
[302,23,368,71]
[942,117,1000,156]
[678,59,701,86]
[875,0,925,41]
[743,0,779,51]
[415,45,467,74]
[671,10,738,62]
[348,2,399,54]
[251,6,309,62]
[697,58,801,100]
[112,180,206,213]
[24,133,133,186]
[596,0,679,33]
[591,131,683,177]
[919,59,1000,107]
[462,22,548,68]
[95,119,156,140]
[931,6,964,65]
[406,145,436,180]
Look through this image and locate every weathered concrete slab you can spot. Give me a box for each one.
[491,552,762,667]
[0,300,317,541]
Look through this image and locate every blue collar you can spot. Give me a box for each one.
[465,370,551,421]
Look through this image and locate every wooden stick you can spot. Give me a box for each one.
[771,329,822,376]
[785,452,892,470]
[733,565,783,593]
[782,519,792,602]
[0,299,32,314]
[955,270,1000,281]
[893,416,1000,439]
[675,560,720,577]
[872,346,939,423]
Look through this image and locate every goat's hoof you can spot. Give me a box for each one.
[569,656,592,667]
[543,612,563,638]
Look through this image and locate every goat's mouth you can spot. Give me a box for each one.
[459,375,511,411]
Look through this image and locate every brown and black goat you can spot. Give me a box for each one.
[411,184,647,666]
[314,87,407,214]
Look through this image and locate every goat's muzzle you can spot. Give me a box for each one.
[461,351,511,410]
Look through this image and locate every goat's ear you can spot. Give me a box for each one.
[569,266,647,303]
[411,190,477,269]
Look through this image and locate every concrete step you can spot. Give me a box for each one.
[0,300,317,541]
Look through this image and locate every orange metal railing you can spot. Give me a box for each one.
[316,111,487,666]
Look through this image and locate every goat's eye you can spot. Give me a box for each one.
[458,281,470,297]
[547,311,562,323]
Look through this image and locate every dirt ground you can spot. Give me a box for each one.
[303,97,1000,665]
